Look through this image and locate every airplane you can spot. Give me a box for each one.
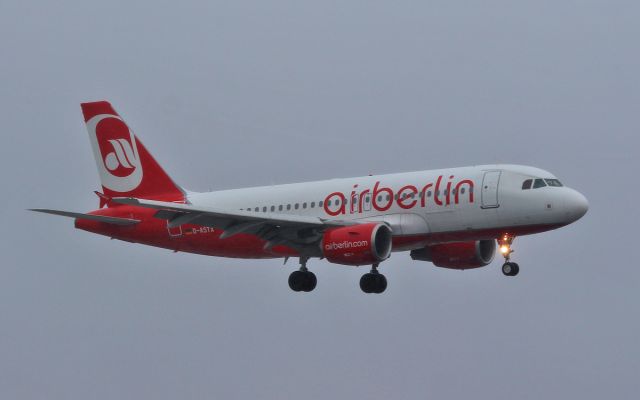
[31,101,589,294]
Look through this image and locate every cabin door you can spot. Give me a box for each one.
[481,171,501,208]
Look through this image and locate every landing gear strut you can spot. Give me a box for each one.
[288,257,317,292]
[498,235,519,277]
[360,264,387,294]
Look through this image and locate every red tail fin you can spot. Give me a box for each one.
[81,101,184,202]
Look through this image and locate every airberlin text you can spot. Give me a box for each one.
[324,240,369,251]
[323,175,474,216]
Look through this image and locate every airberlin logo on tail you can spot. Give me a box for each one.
[86,114,143,192]
[104,139,137,172]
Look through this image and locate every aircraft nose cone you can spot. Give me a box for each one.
[565,190,589,222]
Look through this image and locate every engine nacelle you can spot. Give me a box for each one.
[410,240,496,269]
[322,223,392,266]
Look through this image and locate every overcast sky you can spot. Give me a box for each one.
[1,1,639,399]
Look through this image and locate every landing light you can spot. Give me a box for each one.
[500,245,511,254]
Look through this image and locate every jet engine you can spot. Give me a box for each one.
[410,240,496,269]
[322,223,392,266]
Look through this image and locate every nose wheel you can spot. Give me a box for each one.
[288,257,317,292]
[498,235,519,277]
[502,261,520,276]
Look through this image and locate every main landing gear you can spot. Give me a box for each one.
[288,258,388,294]
[360,264,387,294]
[499,235,519,277]
[288,257,317,292]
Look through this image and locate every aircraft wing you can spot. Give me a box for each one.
[113,197,355,253]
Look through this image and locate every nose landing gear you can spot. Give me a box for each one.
[498,235,519,277]
[288,257,317,292]
[501,261,519,276]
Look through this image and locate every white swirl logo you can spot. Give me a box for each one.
[86,114,143,193]
[104,139,137,171]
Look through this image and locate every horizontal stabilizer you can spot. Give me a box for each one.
[29,209,140,226]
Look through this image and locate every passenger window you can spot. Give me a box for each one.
[533,179,546,189]
[255,207,259,212]
[303,202,307,209]
[319,201,323,207]
[522,179,532,190]
[311,202,315,208]
[263,206,267,212]
[271,206,275,212]
[278,205,283,211]
[287,204,291,210]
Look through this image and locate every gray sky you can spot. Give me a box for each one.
[1,1,638,399]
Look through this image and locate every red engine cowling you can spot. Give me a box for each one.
[410,240,496,269]
[322,223,392,266]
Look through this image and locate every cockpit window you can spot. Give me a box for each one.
[522,179,532,190]
[545,179,563,187]
[533,179,547,189]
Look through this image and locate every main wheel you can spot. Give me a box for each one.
[360,273,376,293]
[302,271,317,292]
[373,273,387,294]
[360,272,387,294]
[288,271,305,292]
[288,270,317,292]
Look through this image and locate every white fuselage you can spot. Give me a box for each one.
[187,164,588,250]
